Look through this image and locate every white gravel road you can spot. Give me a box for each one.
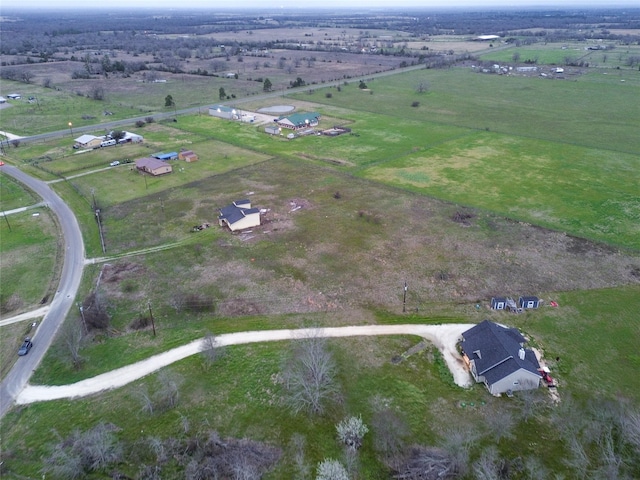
[16,324,474,405]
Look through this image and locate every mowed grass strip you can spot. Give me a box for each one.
[361,131,640,250]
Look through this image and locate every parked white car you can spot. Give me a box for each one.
[110,161,120,167]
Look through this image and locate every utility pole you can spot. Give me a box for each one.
[2,213,11,232]
[78,302,88,334]
[148,302,156,337]
[403,280,408,313]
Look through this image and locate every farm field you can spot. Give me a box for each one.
[1,15,640,477]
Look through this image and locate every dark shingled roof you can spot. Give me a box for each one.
[219,200,258,226]
[461,320,540,382]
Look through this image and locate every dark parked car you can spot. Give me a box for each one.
[18,337,33,356]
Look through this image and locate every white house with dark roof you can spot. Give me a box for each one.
[218,199,261,232]
[460,320,541,395]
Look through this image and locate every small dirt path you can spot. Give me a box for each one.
[16,324,474,404]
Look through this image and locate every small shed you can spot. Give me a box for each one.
[491,297,507,310]
[152,152,178,161]
[178,150,198,162]
[519,296,540,309]
[135,157,173,176]
[265,126,281,135]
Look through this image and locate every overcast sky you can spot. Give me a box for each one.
[8,0,640,10]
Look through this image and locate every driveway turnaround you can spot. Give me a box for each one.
[17,324,474,404]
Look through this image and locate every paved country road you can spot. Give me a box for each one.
[0,165,85,418]
[16,324,474,405]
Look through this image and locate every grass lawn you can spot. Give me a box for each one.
[296,68,640,154]
[360,131,640,250]
[479,42,640,70]
[0,207,60,313]
[0,172,40,210]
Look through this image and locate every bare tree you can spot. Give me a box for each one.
[155,370,183,411]
[184,432,281,480]
[393,446,457,480]
[472,446,502,480]
[336,415,368,451]
[136,386,154,415]
[481,405,516,442]
[517,388,545,423]
[79,423,123,471]
[415,81,429,93]
[438,426,478,478]
[62,317,85,369]
[316,458,349,480]
[522,456,549,480]
[211,59,226,72]
[43,423,123,478]
[81,292,111,330]
[622,408,640,453]
[282,332,338,415]
[42,444,84,479]
[371,406,409,463]
[200,331,224,366]
[88,84,105,101]
[288,433,311,479]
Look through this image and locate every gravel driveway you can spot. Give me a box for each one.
[16,324,475,404]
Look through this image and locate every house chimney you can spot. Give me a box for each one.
[518,348,525,360]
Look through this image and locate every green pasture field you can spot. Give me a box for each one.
[479,44,588,65]
[0,207,59,312]
[361,131,640,250]
[297,68,640,154]
[480,42,640,69]
[0,173,40,211]
[0,81,140,137]
[0,73,266,137]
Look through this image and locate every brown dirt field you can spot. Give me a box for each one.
[97,161,640,322]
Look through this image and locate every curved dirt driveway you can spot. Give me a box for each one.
[17,324,474,404]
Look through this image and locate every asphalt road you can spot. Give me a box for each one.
[0,165,85,418]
